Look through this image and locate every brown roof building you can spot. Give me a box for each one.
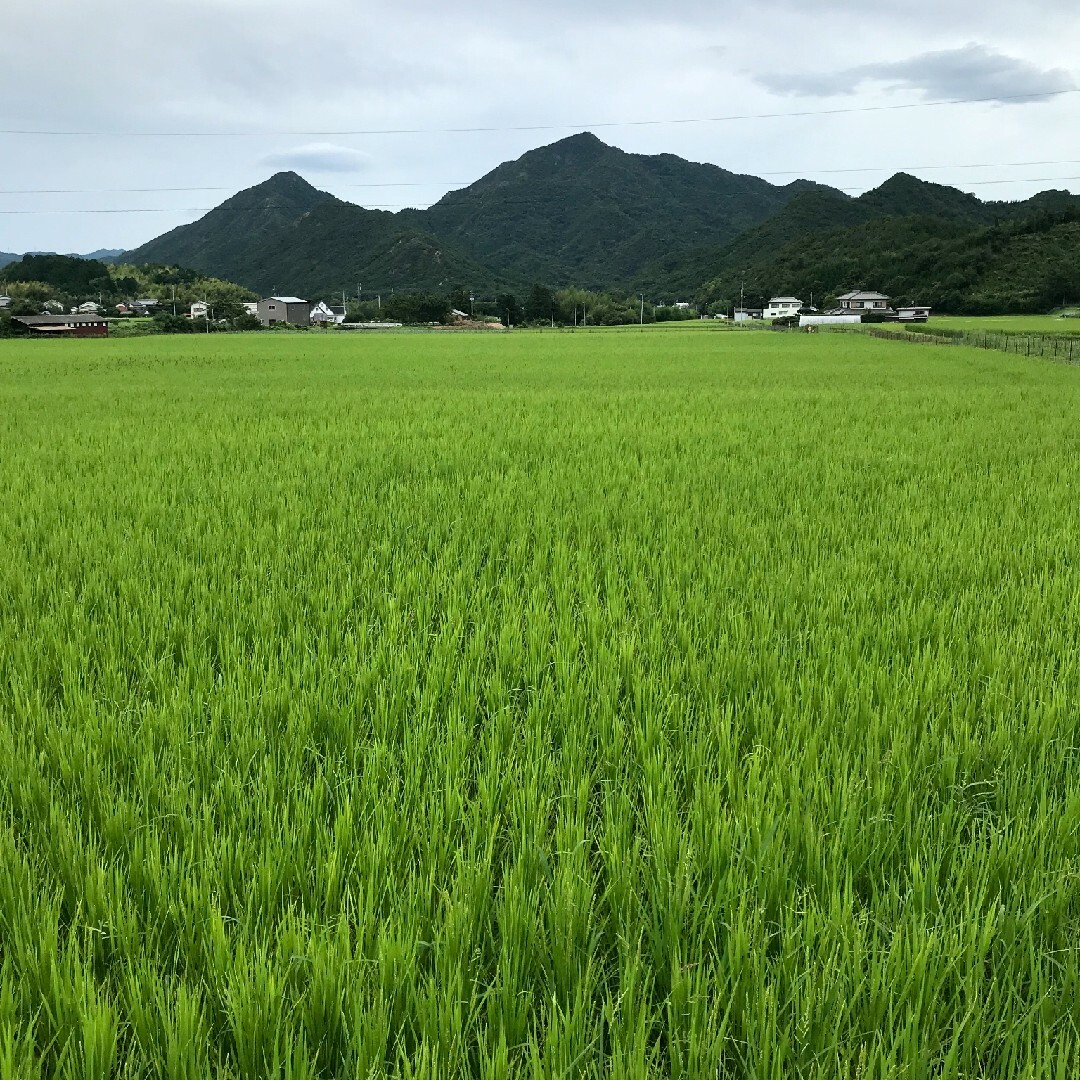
[12,315,109,338]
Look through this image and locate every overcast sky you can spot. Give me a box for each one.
[2,0,1077,255]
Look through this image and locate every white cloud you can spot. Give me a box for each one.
[260,143,374,174]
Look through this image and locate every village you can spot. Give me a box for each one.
[0,288,930,337]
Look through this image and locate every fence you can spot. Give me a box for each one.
[858,326,1080,365]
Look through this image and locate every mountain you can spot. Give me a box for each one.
[81,249,126,262]
[118,135,1080,311]
[125,172,334,283]
[124,172,491,296]
[398,132,839,288]
[0,253,20,270]
[639,174,1080,302]
[124,135,845,296]
[689,201,1080,314]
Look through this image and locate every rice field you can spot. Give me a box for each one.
[1,331,1078,1078]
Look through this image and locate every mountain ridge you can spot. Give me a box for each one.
[94,135,1080,309]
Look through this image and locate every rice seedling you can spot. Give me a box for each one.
[0,330,1078,1077]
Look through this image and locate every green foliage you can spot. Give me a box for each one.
[383,292,452,324]
[0,253,116,296]
[1,331,1079,1075]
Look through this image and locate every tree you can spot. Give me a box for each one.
[496,293,523,327]
[524,284,554,324]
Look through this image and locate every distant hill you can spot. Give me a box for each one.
[124,135,844,297]
[398,132,839,288]
[124,172,491,296]
[687,201,1080,314]
[118,135,1080,311]
[0,253,20,270]
[639,174,1080,310]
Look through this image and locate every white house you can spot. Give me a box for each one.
[310,301,347,325]
[764,296,803,319]
[0,295,11,309]
[830,291,893,314]
[189,301,209,320]
[242,302,259,317]
[74,301,103,314]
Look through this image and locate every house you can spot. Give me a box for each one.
[897,305,931,322]
[733,308,764,322]
[242,302,259,317]
[829,291,895,317]
[189,301,209,320]
[674,301,692,310]
[74,301,103,315]
[12,315,109,338]
[764,296,803,319]
[132,299,160,315]
[309,301,347,325]
[257,296,311,327]
[0,295,11,309]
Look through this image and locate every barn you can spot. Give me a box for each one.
[12,315,109,338]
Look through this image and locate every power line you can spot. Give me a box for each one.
[759,158,1080,176]
[4,160,1080,198]
[1,89,1076,138]
[0,182,473,195]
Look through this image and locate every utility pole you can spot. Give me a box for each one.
[640,294,644,325]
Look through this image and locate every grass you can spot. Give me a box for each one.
[923,315,1080,335]
[1,331,1079,1078]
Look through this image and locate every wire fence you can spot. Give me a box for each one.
[858,326,1080,365]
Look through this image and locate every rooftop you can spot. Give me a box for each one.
[265,296,308,305]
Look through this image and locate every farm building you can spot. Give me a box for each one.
[12,315,109,338]
[898,305,932,322]
[0,295,11,309]
[764,297,804,319]
[257,296,311,327]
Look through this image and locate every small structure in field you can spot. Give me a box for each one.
[799,314,862,328]
[897,305,931,322]
[257,296,311,327]
[13,315,109,338]
[764,296,803,319]
[734,308,764,322]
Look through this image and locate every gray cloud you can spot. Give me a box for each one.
[756,43,1076,102]
[260,143,374,174]
[1,2,1078,255]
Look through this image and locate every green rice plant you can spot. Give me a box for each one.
[0,330,1079,1076]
